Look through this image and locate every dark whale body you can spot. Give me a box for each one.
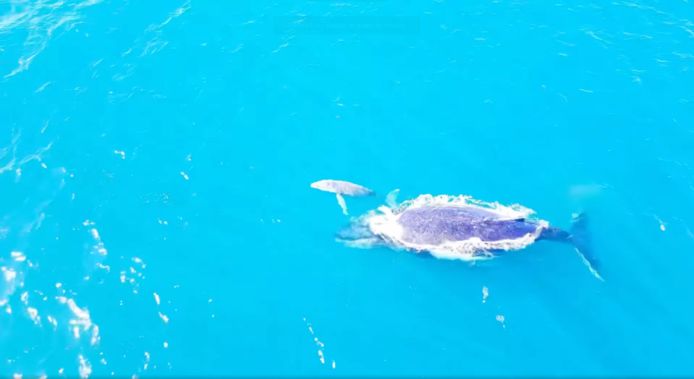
[337,196,599,279]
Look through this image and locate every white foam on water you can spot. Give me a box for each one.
[11,251,26,262]
[2,189,163,377]
[90,324,100,346]
[118,258,146,293]
[96,263,110,272]
[158,312,169,324]
[496,314,506,328]
[56,296,104,348]
[26,306,40,325]
[303,317,334,368]
[2,266,17,281]
[78,354,91,379]
[47,315,58,329]
[654,216,667,232]
[113,150,126,159]
[143,351,151,371]
[89,227,108,256]
[360,195,546,261]
[1,250,26,307]
[66,298,92,328]
[482,286,489,304]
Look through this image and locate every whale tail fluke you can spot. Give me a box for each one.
[570,213,603,281]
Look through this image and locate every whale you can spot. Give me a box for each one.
[310,179,374,215]
[336,192,602,280]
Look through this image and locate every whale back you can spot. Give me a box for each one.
[397,205,541,245]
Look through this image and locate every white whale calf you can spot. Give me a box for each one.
[310,179,373,215]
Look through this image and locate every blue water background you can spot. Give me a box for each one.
[1,0,694,376]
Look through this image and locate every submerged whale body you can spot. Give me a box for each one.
[337,194,601,279]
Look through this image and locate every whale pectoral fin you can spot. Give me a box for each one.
[570,213,604,281]
[338,236,380,249]
[336,193,348,215]
[385,188,400,208]
[336,224,381,249]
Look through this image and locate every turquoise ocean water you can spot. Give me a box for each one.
[2,0,694,376]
